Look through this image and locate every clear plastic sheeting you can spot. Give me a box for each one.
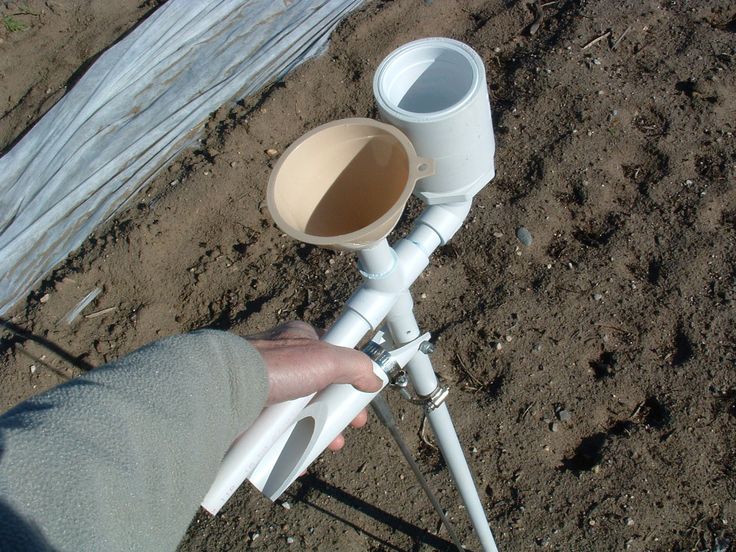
[0,0,363,316]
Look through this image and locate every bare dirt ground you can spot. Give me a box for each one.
[1,1,735,550]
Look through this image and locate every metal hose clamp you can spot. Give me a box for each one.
[362,341,397,376]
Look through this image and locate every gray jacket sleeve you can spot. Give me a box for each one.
[0,329,269,552]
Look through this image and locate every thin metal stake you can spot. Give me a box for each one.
[371,394,466,551]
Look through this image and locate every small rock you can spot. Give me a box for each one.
[533,343,543,352]
[266,148,279,157]
[286,536,295,545]
[39,293,50,304]
[493,231,504,238]
[505,335,513,342]
[281,501,291,510]
[249,531,260,542]
[557,409,571,422]
[625,517,635,526]
[550,422,559,432]
[593,293,603,301]
[494,342,503,351]
[516,227,533,246]
[493,47,501,53]
[30,365,37,375]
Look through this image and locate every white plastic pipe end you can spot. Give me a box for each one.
[373,38,496,204]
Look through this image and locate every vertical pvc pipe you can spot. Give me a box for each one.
[386,291,499,552]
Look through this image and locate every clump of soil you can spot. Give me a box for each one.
[1,1,735,550]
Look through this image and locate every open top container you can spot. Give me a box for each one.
[373,38,495,204]
[267,118,433,251]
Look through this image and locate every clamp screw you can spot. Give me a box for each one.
[393,371,409,388]
[419,341,435,354]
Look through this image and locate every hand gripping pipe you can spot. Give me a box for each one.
[202,37,497,550]
[201,203,469,511]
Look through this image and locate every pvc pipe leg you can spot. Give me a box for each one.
[385,291,498,552]
[425,402,499,552]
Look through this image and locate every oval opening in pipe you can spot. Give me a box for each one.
[261,416,315,498]
[379,45,476,114]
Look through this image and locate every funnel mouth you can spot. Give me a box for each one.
[373,37,484,122]
[267,118,432,250]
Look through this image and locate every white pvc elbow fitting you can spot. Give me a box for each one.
[373,37,495,204]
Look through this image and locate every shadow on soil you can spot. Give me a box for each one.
[289,474,460,552]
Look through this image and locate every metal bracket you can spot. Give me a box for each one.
[362,333,448,411]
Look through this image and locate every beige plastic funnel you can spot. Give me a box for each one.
[267,118,433,250]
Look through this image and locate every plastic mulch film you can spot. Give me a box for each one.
[0,0,363,315]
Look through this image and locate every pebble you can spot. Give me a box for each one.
[493,231,504,238]
[516,227,533,246]
[39,293,50,304]
[286,537,295,545]
[625,517,635,526]
[550,422,559,432]
[30,365,37,375]
[557,409,571,422]
[281,501,291,510]
[266,148,279,157]
[533,343,543,352]
[593,293,603,301]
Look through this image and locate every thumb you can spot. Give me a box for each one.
[330,346,384,393]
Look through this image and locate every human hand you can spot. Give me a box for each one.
[246,321,383,451]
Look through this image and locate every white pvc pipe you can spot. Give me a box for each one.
[203,199,476,513]
[201,307,371,513]
[260,368,389,499]
[386,291,498,552]
[373,38,495,205]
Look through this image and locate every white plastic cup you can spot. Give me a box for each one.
[373,38,495,204]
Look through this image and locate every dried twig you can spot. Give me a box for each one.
[612,25,631,50]
[517,401,535,423]
[528,0,544,35]
[84,306,118,319]
[420,414,437,449]
[582,30,611,50]
[454,353,483,389]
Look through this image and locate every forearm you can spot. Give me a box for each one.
[0,330,267,552]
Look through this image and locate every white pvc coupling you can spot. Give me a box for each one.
[373,37,496,204]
